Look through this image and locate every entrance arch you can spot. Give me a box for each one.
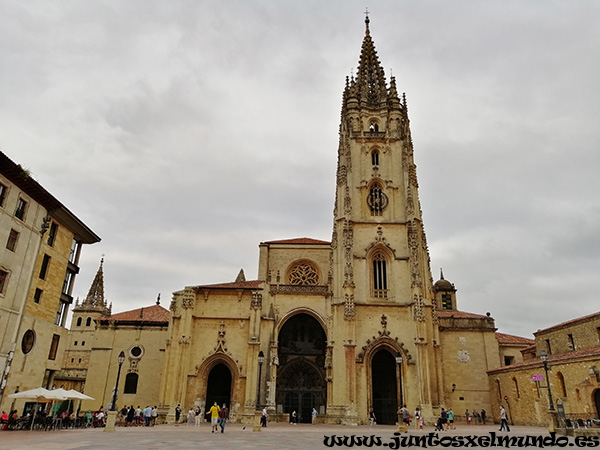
[205,363,232,420]
[276,313,327,423]
[371,348,399,425]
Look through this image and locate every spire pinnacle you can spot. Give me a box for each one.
[364,7,370,28]
[79,258,110,314]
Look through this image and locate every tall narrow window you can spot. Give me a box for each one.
[124,373,139,394]
[545,339,552,355]
[76,317,82,327]
[0,183,7,207]
[367,183,388,216]
[33,288,43,304]
[372,252,388,298]
[557,372,567,398]
[69,239,78,264]
[39,254,50,280]
[15,198,27,220]
[0,269,8,294]
[47,222,58,247]
[55,300,68,326]
[86,317,92,327]
[567,333,575,351]
[62,270,74,295]
[371,150,380,166]
[512,377,520,398]
[48,334,60,360]
[6,229,19,252]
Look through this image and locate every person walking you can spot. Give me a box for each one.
[311,407,318,425]
[290,410,297,425]
[447,408,455,429]
[413,407,421,429]
[219,403,228,433]
[261,407,268,427]
[206,402,220,432]
[194,406,202,427]
[187,407,195,426]
[175,404,182,423]
[499,405,510,432]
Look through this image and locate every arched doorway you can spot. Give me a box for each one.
[205,363,232,420]
[371,349,399,425]
[594,389,600,418]
[277,313,326,423]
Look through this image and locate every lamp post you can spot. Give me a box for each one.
[255,351,264,410]
[395,353,404,409]
[110,351,126,411]
[253,351,265,433]
[105,351,126,432]
[539,350,554,411]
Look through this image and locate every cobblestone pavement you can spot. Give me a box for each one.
[0,422,582,450]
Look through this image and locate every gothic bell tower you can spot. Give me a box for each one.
[328,15,441,424]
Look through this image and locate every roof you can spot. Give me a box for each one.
[534,310,600,336]
[0,151,100,243]
[261,237,330,245]
[488,346,600,374]
[102,304,169,323]
[496,332,535,346]
[192,280,263,290]
[437,310,490,320]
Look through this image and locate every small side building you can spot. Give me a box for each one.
[488,311,600,426]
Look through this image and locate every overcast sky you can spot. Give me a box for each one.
[1,0,598,338]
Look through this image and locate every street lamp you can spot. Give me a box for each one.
[110,351,126,412]
[255,351,264,411]
[395,353,404,409]
[539,350,555,411]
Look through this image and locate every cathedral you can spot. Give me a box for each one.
[155,16,525,426]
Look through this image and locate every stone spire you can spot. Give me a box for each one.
[77,258,110,314]
[351,15,388,107]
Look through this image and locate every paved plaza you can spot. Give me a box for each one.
[0,422,583,450]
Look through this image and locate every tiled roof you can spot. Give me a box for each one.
[437,310,490,319]
[261,237,330,245]
[488,346,600,374]
[496,332,535,345]
[102,304,169,323]
[534,311,600,336]
[193,280,264,290]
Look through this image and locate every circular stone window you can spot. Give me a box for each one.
[129,346,143,359]
[21,330,36,354]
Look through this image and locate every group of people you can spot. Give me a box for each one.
[365,405,504,431]
[464,408,487,424]
[119,405,158,426]
[174,402,228,433]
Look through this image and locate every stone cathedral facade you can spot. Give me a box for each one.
[158,18,524,426]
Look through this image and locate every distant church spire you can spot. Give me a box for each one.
[78,257,110,314]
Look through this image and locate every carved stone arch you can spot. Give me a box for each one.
[190,353,241,419]
[357,335,414,365]
[277,307,328,338]
[365,240,395,260]
[285,259,322,286]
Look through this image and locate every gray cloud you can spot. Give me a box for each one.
[1,0,598,337]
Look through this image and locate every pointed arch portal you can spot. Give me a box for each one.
[205,363,231,419]
[277,313,326,423]
[371,348,399,425]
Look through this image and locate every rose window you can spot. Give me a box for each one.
[288,263,319,285]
